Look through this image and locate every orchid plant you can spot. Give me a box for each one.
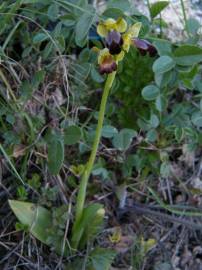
[72,17,142,248]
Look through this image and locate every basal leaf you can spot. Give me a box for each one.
[71,203,104,249]
[9,200,52,244]
[9,200,68,255]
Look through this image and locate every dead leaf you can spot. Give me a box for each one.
[13,145,26,158]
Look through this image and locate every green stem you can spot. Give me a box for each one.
[180,0,189,35]
[146,0,152,22]
[159,13,163,38]
[0,68,19,108]
[73,71,116,233]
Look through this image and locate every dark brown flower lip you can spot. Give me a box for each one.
[133,38,158,57]
[99,61,117,74]
[106,30,123,55]
[99,55,117,75]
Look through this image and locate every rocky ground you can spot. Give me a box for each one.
[135,0,202,42]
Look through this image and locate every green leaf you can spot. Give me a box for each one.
[64,125,82,145]
[76,62,91,80]
[32,70,46,88]
[92,167,108,180]
[90,248,117,270]
[102,8,124,19]
[150,1,169,18]
[191,112,202,127]
[42,42,54,59]
[71,203,104,248]
[146,129,158,142]
[155,70,173,88]
[149,114,159,128]
[33,33,48,44]
[6,114,15,125]
[55,36,65,52]
[79,48,90,61]
[75,10,95,47]
[137,118,150,131]
[9,200,52,245]
[175,127,184,142]
[187,18,201,35]
[184,127,198,141]
[9,200,68,255]
[48,3,59,21]
[102,125,118,138]
[155,95,167,112]
[79,205,105,248]
[153,18,168,28]
[179,65,198,90]
[142,85,160,101]
[194,79,202,92]
[174,45,202,66]
[48,135,64,175]
[153,56,175,74]
[153,39,172,56]
[107,0,131,12]
[112,129,137,151]
[60,14,76,27]
[52,22,62,38]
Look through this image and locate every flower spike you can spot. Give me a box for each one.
[95,18,142,74]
